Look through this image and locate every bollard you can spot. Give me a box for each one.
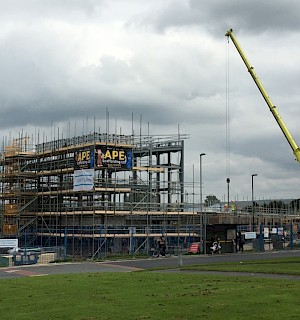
[178,253,183,267]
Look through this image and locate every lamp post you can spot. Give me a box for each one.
[200,153,206,254]
[226,178,230,223]
[251,174,258,232]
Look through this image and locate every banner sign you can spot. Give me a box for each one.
[95,146,132,169]
[244,232,256,240]
[271,227,284,235]
[264,228,269,238]
[74,148,94,169]
[0,239,18,249]
[73,169,94,191]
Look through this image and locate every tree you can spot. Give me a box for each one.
[204,195,220,207]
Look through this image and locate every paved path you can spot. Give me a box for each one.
[0,261,142,279]
[1,249,299,279]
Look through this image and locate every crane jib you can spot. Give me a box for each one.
[225,29,300,163]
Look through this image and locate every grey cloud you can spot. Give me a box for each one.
[0,0,104,22]
[189,0,300,35]
[0,4,226,130]
[130,0,300,36]
[0,0,299,200]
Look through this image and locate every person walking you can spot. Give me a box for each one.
[233,236,238,253]
[237,231,245,252]
[157,235,166,256]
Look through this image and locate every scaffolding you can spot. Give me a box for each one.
[1,131,300,258]
[0,131,200,257]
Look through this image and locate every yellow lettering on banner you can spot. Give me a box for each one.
[119,151,125,160]
[104,150,112,159]
[76,150,91,162]
[103,149,126,161]
[112,150,118,159]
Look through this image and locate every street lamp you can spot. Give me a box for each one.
[226,178,230,213]
[200,153,206,254]
[251,174,258,232]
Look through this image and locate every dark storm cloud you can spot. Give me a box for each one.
[131,0,300,35]
[189,0,300,35]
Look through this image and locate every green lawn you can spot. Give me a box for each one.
[1,257,300,319]
[182,256,300,275]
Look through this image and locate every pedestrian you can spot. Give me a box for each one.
[210,235,221,254]
[237,231,245,252]
[157,235,166,256]
[233,236,238,253]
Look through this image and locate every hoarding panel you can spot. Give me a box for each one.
[95,146,132,169]
[74,148,94,169]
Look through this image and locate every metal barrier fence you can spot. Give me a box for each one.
[29,225,201,258]
[15,223,300,259]
[238,223,299,252]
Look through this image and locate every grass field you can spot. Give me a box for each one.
[182,256,300,275]
[1,257,300,320]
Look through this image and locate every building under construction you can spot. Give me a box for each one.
[0,131,201,257]
[1,130,300,258]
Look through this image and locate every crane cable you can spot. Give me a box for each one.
[225,36,231,181]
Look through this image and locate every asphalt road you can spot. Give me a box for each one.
[1,250,300,279]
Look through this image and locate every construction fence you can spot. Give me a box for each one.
[238,223,299,252]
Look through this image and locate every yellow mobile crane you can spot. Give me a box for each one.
[225,28,300,163]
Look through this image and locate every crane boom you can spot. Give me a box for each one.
[225,28,300,163]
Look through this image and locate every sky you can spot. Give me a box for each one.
[1,0,300,202]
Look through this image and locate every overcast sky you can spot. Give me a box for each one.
[1,0,300,202]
